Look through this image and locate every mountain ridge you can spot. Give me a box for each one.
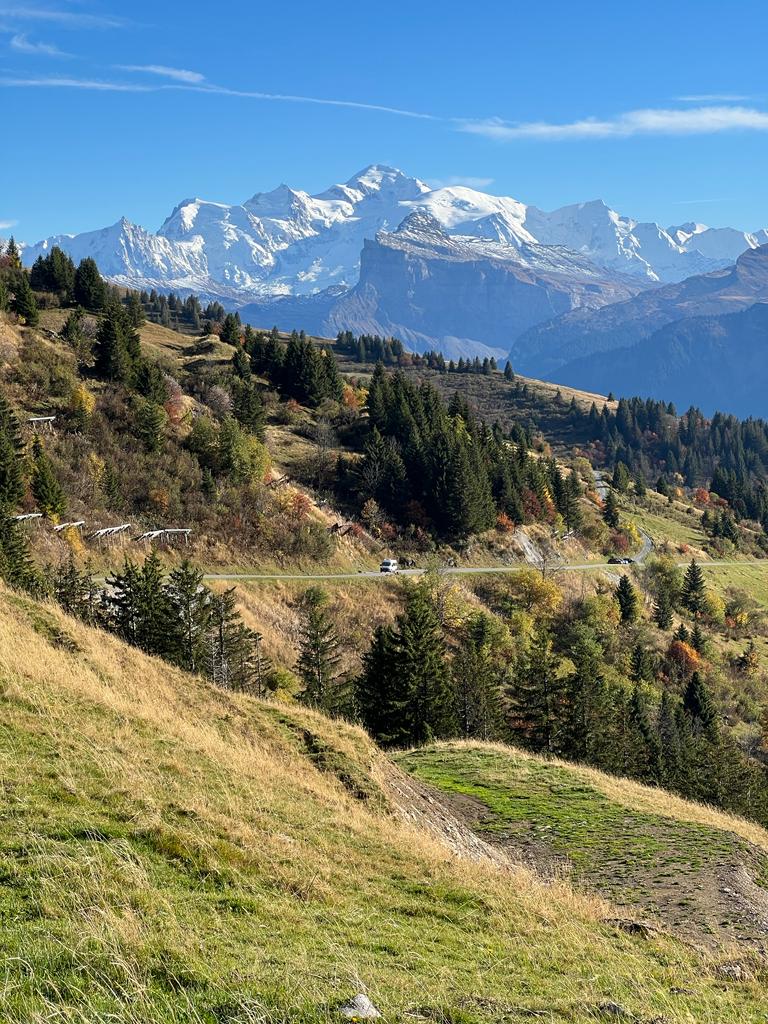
[20,164,767,306]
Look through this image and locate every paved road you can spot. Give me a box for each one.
[202,558,762,584]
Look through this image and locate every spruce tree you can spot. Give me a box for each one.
[296,587,342,710]
[394,583,455,744]
[452,613,504,740]
[683,672,718,739]
[615,574,639,623]
[11,272,39,325]
[135,400,167,453]
[356,625,411,747]
[165,560,212,674]
[30,437,65,519]
[681,559,706,616]
[653,588,673,630]
[508,626,564,753]
[73,257,107,310]
[602,488,620,529]
[0,509,41,593]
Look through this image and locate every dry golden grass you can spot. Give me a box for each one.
[2,587,768,1021]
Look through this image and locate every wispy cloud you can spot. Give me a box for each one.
[430,175,495,188]
[0,72,439,118]
[676,94,755,102]
[118,64,205,84]
[0,74,151,91]
[0,218,17,229]
[0,6,124,28]
[10,31,70,55]
[672,197,734,205]
[460,106,768,141]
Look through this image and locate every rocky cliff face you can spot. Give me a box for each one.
[323,211,641,358]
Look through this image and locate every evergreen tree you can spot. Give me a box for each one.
[73,257,107,310]
[681,559,706,616]
[653,588,674,630]
[0,509,41,593]
[452,613,505,740]
[220,313,241,345]
[602,488,620,529]
[134,400,167,453]
[30,436,65,519]
[393,583,455,744]
[504,360,515,381]
[615,574,639,623]
[165,560,211,673]
[683,671,718,739]
[508,626,564,753]
[296,587,342,710]
[356,625,411,747]
[11,271,39,325]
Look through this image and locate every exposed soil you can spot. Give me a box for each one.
[386,759,768,951]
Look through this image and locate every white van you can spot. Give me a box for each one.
[379,558,399,574]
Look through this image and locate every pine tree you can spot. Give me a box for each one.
[296,587,342,710]
[452,613,504,740]
[683,671,718,739]
[52,556,98,623]
[602,488,620,529]
[135,400,167,453]
[220,313,241,345]
[615,574,639,623]
[508,626,564,753]
[504,360,515,381]
[394,583,455,745]
[165,560,211,673]
[356,625,411,747]
[681,559,706,616]
[612,461,630,492]
[689,623,707,655]
[232,346,251,379]
[30,436,65,520]
[11,271,39,326]
[630,642,654,683]
[0,509,41,593]
[73,258,107,310]
[657,690,684,790]
[653,588,673,630]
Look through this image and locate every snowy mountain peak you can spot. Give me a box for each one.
[22,166,768,304]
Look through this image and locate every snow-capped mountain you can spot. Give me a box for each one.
[22,165,768,304]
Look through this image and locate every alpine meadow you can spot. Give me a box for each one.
[3,2,768,1022]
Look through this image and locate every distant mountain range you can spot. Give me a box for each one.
[21,162,766,304]
[15,164,768,412]
[548,300,768,419]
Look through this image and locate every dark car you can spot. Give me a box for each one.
[607,556,622,564]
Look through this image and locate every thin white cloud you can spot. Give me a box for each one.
[0,74,151,91]
[460,106,768,141]
[10,31,70,55]
[430,175,495,188]
[118,64,205,84]
[0,72,439,118]
[0,218,17,229]
[677,94,754,102]
[0,6,123,28]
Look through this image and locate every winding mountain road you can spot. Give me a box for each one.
[201,558,762,585]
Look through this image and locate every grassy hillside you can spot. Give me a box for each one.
[2,589,768,1023]
[398,743,768,949]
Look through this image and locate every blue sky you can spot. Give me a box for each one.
[2,0,767,241]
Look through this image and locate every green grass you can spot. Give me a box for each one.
[396,743,768,947]
[2,593,768,1022]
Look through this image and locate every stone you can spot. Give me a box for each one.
[339,994,382,1020]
